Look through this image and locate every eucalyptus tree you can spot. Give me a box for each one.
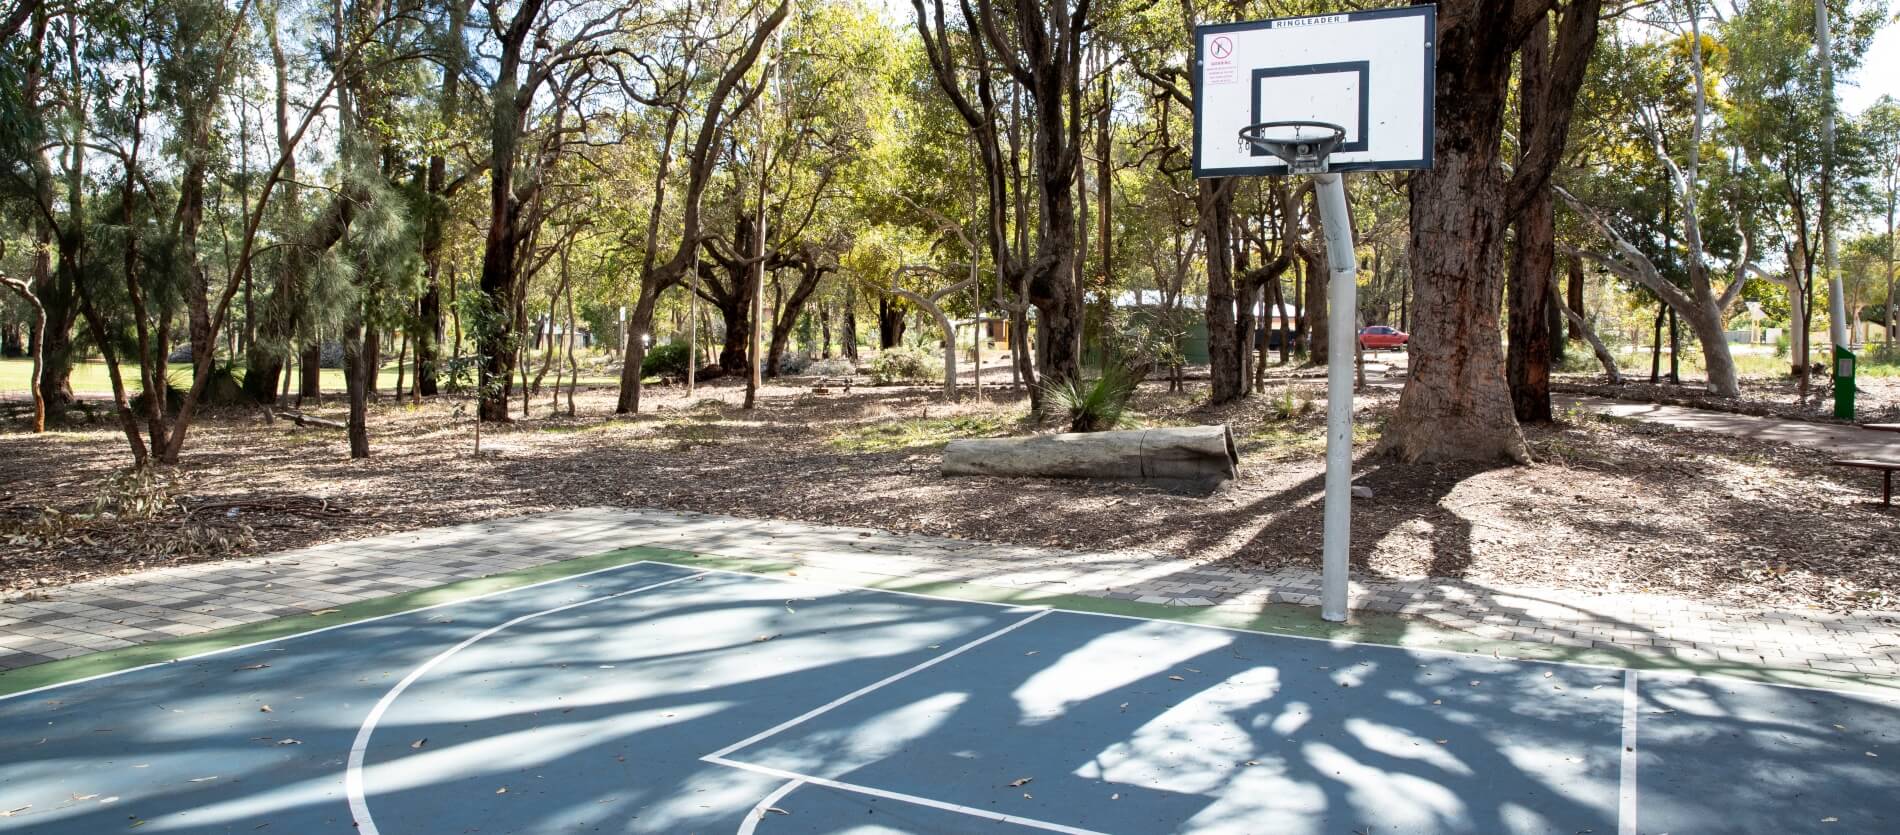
[1721,0,1883,378]
[1556,7,1768,398]
[471,0,656,422]
[613,0,790,415]
[3,3,95,418]
[911,0,1093,402]
[690,0,882,378]
[1860,96,1898,341]
[1375,0,1601,463]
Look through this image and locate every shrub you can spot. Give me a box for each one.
[1269,382,1314,421]
[641,341,692,378]
[777,352,812,375]
[867,347,940,385]
[1043,355,1146,432]
[807,357,856,377]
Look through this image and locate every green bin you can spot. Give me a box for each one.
[1834,345,1855,420]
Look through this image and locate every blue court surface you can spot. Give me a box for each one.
[2,560,1897,833]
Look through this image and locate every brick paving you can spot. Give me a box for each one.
[3,507,1897,681]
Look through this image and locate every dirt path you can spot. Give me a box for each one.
[1559,395,1900,459]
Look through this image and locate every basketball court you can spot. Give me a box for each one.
[2,556,1897,833]
[4,8,1894,834]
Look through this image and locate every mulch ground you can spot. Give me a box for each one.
[3,375,1896,613]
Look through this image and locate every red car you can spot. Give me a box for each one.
[1358,325,1409,351]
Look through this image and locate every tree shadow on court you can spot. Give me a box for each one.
[7,565,1898,834]
[708,610,1630,833]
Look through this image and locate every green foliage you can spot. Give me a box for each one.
[1042,356,1146,433]
[1269,382,1315,421]
[866,346,939,385]
[641,341,692,378]
[807,357,857,377]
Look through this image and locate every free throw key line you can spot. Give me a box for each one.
[346,571,708,835]
[703,608,1053,761]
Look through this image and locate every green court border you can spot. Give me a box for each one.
[3,544,1895,698]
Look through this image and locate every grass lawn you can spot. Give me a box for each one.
[0,358,624,398]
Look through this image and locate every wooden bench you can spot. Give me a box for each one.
[810,376,854,394]
[1863,423,1900,434]
[1832,458,1900,506]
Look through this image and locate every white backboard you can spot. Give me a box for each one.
[1193,6,1436,177]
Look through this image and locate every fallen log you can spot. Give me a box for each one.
[942,424,1239,486]
[272,408,346,430]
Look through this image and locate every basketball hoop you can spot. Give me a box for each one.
[1238,120,1347,175]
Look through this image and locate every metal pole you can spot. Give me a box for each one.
[687,271,698,397]
[1313,171,1357,623]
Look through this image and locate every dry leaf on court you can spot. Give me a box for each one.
[1009,777,1032,787]
[411,739,428,749]
[234,664,269,671]
[188,776,218,783]
[765,807,789,816]
[1168,675,1184,681]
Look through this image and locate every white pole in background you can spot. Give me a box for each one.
[1817,0,1847,352]
[1313,171,1357,623]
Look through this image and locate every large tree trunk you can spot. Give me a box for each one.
[180,163,214,381]
[1507,184,1556,423]
[766,260,826,377]
[244,14,301,406]
[298,342,321,405]
[1202,180,1243,403]
[22,13,77,416]
[615,280,663,413]
[31,241,78,414]
[414,0,466,399]
[719,292,754,372]
[475,2,545,423]
[342,310,371,458]
[1303,245,1330,367]
[1380,160,1527,462]
[1376,0,1541,464]
[877,296,906,350]
[841,281,859,360]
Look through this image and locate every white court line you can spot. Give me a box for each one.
[704,607,1051,760]
[345,572,708,835]
[1619,669,1640,835]
[708,755,1109,835]
[736,778,804,835]
[0,559,693,702]
[675,563,1899,697]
